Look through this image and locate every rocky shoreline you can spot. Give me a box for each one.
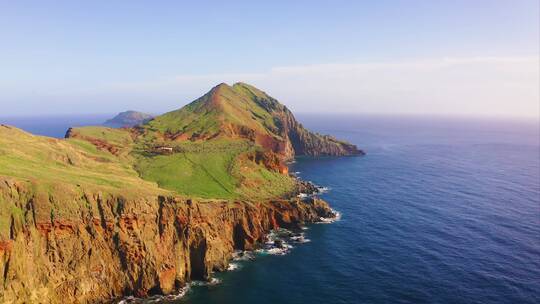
[0,178,336,303]
[118,208,339,304]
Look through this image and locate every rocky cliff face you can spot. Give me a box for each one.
[0,178,333,303]
[278,105,364,158]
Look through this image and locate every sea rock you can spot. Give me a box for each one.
[104,111,154,128]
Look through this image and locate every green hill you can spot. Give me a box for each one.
[146,82,362,159]
[2,83,362,201]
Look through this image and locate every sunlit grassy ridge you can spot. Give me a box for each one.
[0,123,294,202]
[61,124,295,200]
[146,83,285,139]
[0,125,163,196]
[133,142,292,199]
[134,140,248,198]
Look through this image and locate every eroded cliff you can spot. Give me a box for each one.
[0,178,333,303]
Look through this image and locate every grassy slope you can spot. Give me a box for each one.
[146,83,282,138]
[134,140,246,199]
[60,125,295,200]
[0,125,167,237]
[0,125,160,195]
[0,83,303,207]
[130,83,296,199]
[132,139,294,200]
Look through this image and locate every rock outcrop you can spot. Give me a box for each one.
[0,178,333,303]
[105,111,154,128]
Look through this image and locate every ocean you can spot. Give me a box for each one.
[1,114,539,304]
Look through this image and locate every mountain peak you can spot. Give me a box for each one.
[145,83,363,159]
[212,82,232,91]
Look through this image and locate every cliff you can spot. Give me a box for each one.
[0,177,333,303]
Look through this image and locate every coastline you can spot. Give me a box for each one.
[0,176,337,303]
[117,202,340,304]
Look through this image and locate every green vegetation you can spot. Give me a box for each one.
[134,140,248,198]
[71,126,132,145]
[0,82,358,203]
[0,125,161,196]
[146,82,285,139]
[0,122,294,201]
[132,139,294,199]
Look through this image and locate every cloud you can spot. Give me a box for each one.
[101,56,539,117]
[4,56,538,117]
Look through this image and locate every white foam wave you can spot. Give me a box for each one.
[316,186,331,193]
[227,262,240,271]
[232,250,255,261]
[317,209,342,224]
[191,277,221,286]
[290,233,311,243]
[255,228,315,255]
[117,284,190,303]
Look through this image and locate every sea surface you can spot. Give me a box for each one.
[2,114,539,304]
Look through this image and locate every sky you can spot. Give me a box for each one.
[0,1,538,118]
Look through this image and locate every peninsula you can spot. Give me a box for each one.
[0,83,362,303]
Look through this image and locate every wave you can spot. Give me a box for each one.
[191,278,221,286]
[232,250,256,261]
[317,209,342,224]
[316,186,331,193]
[117,284,190,303]
[254,228,315,255]
[227,262,241,271]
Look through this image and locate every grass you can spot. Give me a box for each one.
[0,124,295,202]
[0,125,161,196]
[232,154,296,200]
[135,150,238,198]
[0,125,170,238]
[145,83,284,139]
[132,138,294,199]
[71,126,133,145]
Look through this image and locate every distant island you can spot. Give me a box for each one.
[0,82,363,303]
[104,110,154,128]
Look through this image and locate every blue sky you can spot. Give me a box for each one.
[1,1,538,117]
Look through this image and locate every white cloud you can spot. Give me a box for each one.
[101,56,539,118]
[5,56,538,118]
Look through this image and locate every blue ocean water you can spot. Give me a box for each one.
[2,114,539,304]
[182,115,540,304]
[0,114,111,138]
